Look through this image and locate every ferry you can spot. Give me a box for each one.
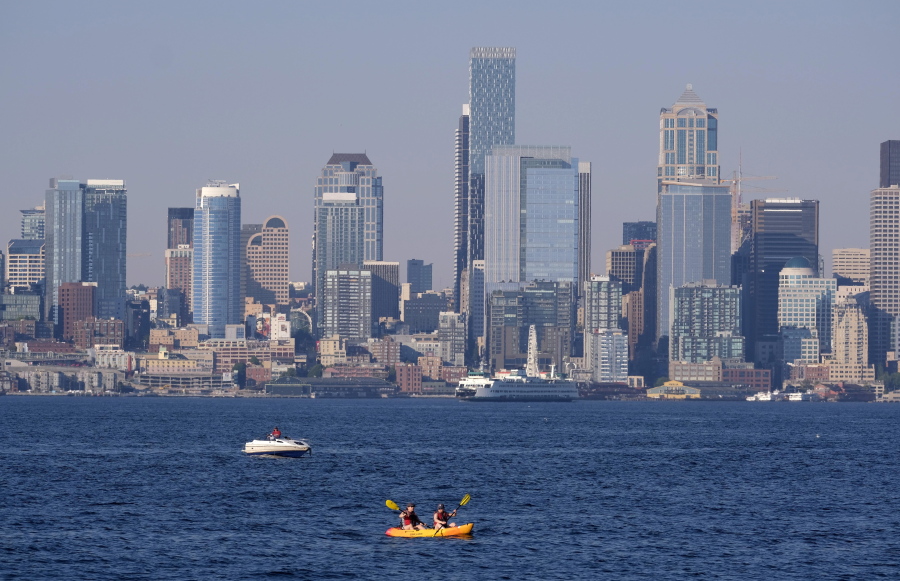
[456,370,579,402]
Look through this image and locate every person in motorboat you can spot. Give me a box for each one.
[268,427,282,441]
[399,503,426,530]
[433,504,457,530]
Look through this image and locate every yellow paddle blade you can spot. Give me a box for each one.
[386,499,400,511]
[460,494,471,506]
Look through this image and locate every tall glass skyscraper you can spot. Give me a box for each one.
[484,145,579,287]
[463,47,515,295]
[656,181,732,340]
[452,104,470,310]
[881,140,900,189]
[44,178,127,325]
[192,182,241,338]
[657,85,720,191]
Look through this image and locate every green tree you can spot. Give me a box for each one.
[307,363,323,378]
[249,356,261,365]
[232,362,247,388]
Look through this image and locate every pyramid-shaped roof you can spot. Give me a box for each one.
[674,84,705,106]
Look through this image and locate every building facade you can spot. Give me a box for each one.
[832,248,870,285]
[21,205,45,240]
[6,239,44,291]
[657,85,720,191]
[452,105,470,311]
[881,140,900,189]
[623,221,656,245]
[246,216,290,306]
[364,260,400,321]
[870,185,900,365]
[777,257,836,361]
[192,182,242,338]
[319,268,372,342]
[407,259,432,294]
[670,281,744,363]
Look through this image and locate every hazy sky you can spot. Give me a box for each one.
[2,1,898,288]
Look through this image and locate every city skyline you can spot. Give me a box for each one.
[1,2,898,289]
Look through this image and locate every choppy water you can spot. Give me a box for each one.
[1,396,899,580]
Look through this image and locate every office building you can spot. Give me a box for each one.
[656,181,731,340]
[832,248,869,286]
[777,257,836,360]
[487,281,573,372]
[578,162,592,298]
[484,145,580,286]
[319,267,372,342]
[58,282,96,341]
[670,281,744,363]
[467,47,516,272]
[44,178,127,325]
[0,293,41,321]
[453,104,470,311]
[407,259,432,294]
[606,244,645,295]
[21,205,45,240]
[192,182,242,338]
[246,216,290,306]
[590,329,629,383]
[623,221,656,245]
[438,311,467,367]
[827,290,875,383]
[881,140,900,189]
[6,239,44,291]
[870,185,900,365]
[657,84,720,191]
[748,199,819,358]
[583,275,623,369]
[167,208,194,249]
[364,260,400,321]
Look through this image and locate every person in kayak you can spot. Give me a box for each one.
[433,504,457,529]
[400,503,426,530]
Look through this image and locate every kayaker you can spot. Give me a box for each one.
[399,503,426,530]
[433,504,457,529]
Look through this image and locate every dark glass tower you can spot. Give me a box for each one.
[452,106,469,311]
[881,140,900,188]
[623,221,657,245]
[747,198,819,361]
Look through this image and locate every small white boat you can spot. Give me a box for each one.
[243,436,311,457]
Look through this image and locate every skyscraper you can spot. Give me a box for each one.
[167,208,194,249]
[83,179,127,321]
[466,47,515,297]
[192,182,241,338]
[827,289,875,383]
[578,162,592,298]
[832,248,870,285]
[656,181,732,340]
[657,84,720,191]
[319,267,372,342]
[452,104,470,311]
[747,198,819,359]
[44,178,127,325]
[407,259,432,294]
[6,239,44,291]
[246,216,290,306]
[313,154,381,300]
[364,260,400,321]
[484,145,580,286]
[880,140,900,189]
[20,205,45,240]
[622,221,657,245]
[869,184,900,365]
[670,281,744,363]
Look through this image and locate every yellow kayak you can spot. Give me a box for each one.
[385,523,474,537]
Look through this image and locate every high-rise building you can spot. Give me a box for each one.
[407,259,432,294]
[880,140,900,189]
[246,216,290,306]
[832,248,870,285]
[20,205,45,240]
[484,145,580,286]
[192,182,242,338]
[590,329,629,383]
[312,155,380,301]
[657,85,720,191]
[6,239,44,292]
[167,208,194,249]
[578,162,592,298]
[670,281,744,363]
[58,282,96,341]
[82,180,127,321]
[606,244,645,295]
[466,47,515,292]
[487,281,573,372]
[778,257,836,362]
[583,275,623,368]
[452,104,470,311]
[364,260,400,321]
[622,221,657,245]
[656,181,731,340]
[747,198,819,358]
[319,267,372,342]
[438,311,467,367]
[827,289,875,383]
[44,178,127,325]
[868,185,900,365]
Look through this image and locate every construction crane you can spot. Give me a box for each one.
[723,155,784,253]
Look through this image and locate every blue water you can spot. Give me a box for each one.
[1,397,899,580]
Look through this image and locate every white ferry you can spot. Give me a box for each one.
[456,370,579,402]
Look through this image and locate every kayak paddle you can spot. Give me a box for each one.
[386,499,400,511]
[433,493,470,536]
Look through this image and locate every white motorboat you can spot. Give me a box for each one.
[243,436,311,457]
